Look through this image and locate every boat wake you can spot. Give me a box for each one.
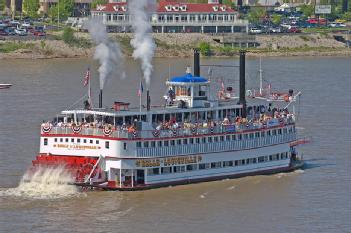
[0,166,84,199]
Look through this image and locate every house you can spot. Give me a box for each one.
[91,1,248,33]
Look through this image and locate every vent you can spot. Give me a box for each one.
[213,5,219,11]
[121,5,127,11]
[173,5,179,11]
[220,6,226,11]
[180,5,187,11]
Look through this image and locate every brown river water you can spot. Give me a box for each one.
[0,57,350,233]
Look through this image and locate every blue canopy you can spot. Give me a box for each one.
[170,73,208,83]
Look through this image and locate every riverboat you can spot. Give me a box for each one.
[31,51,306,190]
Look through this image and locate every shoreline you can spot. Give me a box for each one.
[0,32,350,59]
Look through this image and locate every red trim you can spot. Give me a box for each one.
[41,124,294,142]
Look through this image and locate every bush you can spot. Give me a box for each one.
[62,27,75,44]
[199,42,211,56]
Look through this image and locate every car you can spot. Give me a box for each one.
[288,26,301,33]
[0,30,8,36]
[269,27,281,33]
[33,30,46,36]
[5,27,16,35]
[249,27,262,34]
[329,22,347,28]
[15,28,27,36]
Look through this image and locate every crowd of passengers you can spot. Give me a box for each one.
[43,108,294,133]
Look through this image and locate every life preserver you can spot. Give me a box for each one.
[103,125,113,136]
[71,123,82,134]
[152,130,160,137]
[132,129,138,138]
[42,123,52,134]
[191,126,197,135]
[171,128,177,137]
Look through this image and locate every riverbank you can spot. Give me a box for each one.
[0,32,350,59]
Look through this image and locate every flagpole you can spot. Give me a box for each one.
[89,71,92,109]
[139,78,142,115]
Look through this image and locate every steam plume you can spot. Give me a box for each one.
[129,0,156,87]
[87,19,124,90]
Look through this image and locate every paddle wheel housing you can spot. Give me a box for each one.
[31,154,100,183]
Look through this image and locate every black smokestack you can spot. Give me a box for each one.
[99,89,102,108]
[239,50,246,118]
[194,49,200,77]
[147,90,151,111]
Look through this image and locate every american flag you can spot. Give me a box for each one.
[83,68,90,87]
[137,80,144,97]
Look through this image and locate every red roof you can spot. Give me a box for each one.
[92,1,235,13]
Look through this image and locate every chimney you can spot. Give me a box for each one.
[99,89,103,108]
[239,50,246,118]
[194,49,200,77]
[147,90,151,111]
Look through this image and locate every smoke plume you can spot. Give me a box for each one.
[129,0,156,87]
[87,19,124,90]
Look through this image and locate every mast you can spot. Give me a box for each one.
[259,56,263,95]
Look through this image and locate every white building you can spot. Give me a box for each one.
[91,1,248,33]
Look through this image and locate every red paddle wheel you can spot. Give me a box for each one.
[31,154,99,183]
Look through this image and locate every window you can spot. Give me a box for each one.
[232,135,236,140]
[148,168,159,175]
[249,133,254,139]
[272,130,277,135]
[158,141,162,147]
[71,138,74,143]
[60,138,63,142]
[255,132,260,138]
[170,140,175,146]
[238,134,242,140]
[84,139,87,143]
[267,130,271,136]
[161,167,172,174]
[223,161,233,167]
[164,140,169,147]
[190,138,194,144]
[65,138,69,142]
[124,142,127,150]
[77,138,81,143]
[202,137,206,143]
[136,142,142,148]
[144,141,149,148]
[54,138,57,142]
[244,134,248,139]
[183,138,188,145]
[196,138,200,144]
[261,131,265,137]
[258,156,265,163]
[220,136,224,141]
[199,163,210,170]
[269,155,273,161]
[278,129,282,135]
[242,159,246,165]
[105,141,110,149]
[177,139,182,145]
[208,137,213,142]
[235,160,239,166]
[96,140,99,144]
[173,166,185,173]
[186,164,197,171]
[211,162,222,169]
[90,140,93,144]
[44,138,48,146]
[226,135,231,141]
[214,137,218,142]
[151,141,156,148]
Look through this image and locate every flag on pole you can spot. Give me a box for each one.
[137,80,144,97]
[83,68,90,87]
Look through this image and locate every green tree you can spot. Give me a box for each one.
[91,0,107,9]
[342,11,351,21]
[0,0,5,11]
[248,8,266,24]
[48,0,74,21]
[22,0,39,18]
[300,4,314,18]
[271,13,282,25]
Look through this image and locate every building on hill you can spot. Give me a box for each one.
[91,1,248,33]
